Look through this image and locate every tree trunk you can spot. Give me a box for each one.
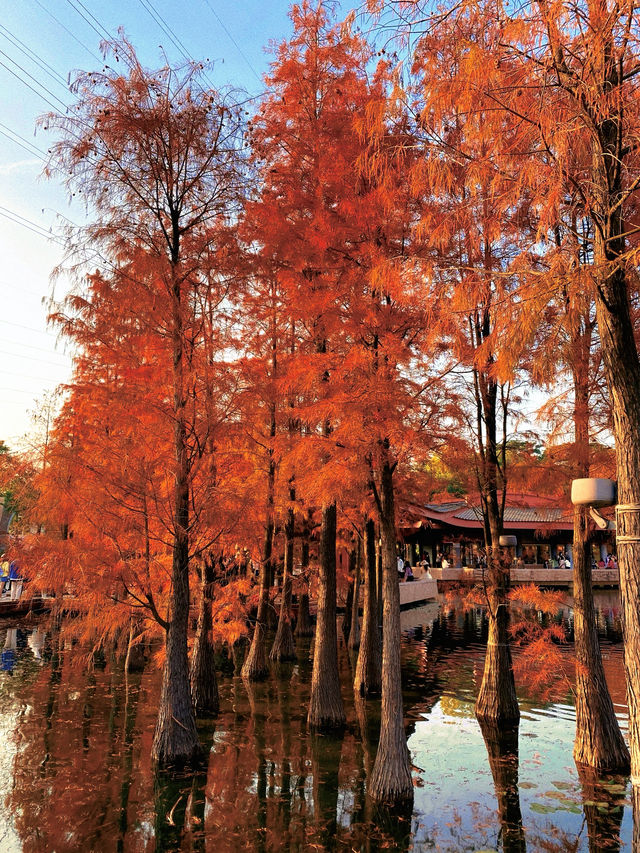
[190,557,219,716]
[308,502,345,728]
[295,527,314,638]
[348,541,361,651]
[475,455,519,724]
[151,562,199,763]
[354,517,382,696]
[270,497,296,662]
[584,54,640,784]
[573,505,629,770]
[369,454,413,805]
[376,534,383,635]
[342,576,353,645]
[475,549,520,726]
[241,516,273,681]
[595,270,640,784]
[124,615,145,674]
[478,719,526,853]
[296,592,313,638]
[152,294,199,763]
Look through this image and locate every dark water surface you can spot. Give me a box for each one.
[0,592,632,851]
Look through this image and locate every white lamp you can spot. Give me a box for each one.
[571,478,616,508]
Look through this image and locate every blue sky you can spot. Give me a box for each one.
[0,0,360,448]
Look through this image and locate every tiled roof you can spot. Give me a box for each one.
[454,507,567,524]
[424,502,466,513]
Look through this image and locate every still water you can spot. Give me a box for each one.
[0,592,632,852]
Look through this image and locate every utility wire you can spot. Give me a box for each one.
[0,386,58,395]
[136,0,218,91]
[0,205,63,244]
[0,348,70,365]
[0,47,68,110]
[0,208,65,247]
[136,0,192,63]
[0,317,59,337]
[0,23,69,89]
[0,127,46,162]
[0,367,67,383]
[31,0,102,63]
[0,120,48,158]
[202,0,261,83]
[0,279,52,299]
[0,57,67,114]
[64,0,113,44]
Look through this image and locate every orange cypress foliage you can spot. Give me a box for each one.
[37,37,247,763]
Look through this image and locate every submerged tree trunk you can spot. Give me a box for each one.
[295,525,314,638]
[190,556,219,716]
[308,502,345,729]
[124,615,146,674]
[595,273,640,784]
[583,50,640,784]
[475,382,519,726]
[573,504,629,771]
[296,592,313,638]
[242,514,274,681]
[242,380,277,680]
[475,547,520,726]
[348,541,361,651]
[343,579,353,646]
[566,289,629,771]
[152,291,199,763]
[354,517,382,697]
[369,452,413,805]
[475,501,519,726]
[270,493,296,662]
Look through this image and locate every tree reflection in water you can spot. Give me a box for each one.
[576,764,625,852]
[478,719,526,853]
[0,601,636,850]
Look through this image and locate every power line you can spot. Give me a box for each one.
[201,0,262,83]
[0,48,69,111]
[0,317,59,337]
[0,386,58,395]
[0,208,65,247]
[0,279,52,299]
[0,367,66,383]
[30,0,102,64]
[0,204,65,245]
[136,0,218,92]
[0,57,67,114]
[0,128,45,162]
[0,122,48,161]
[136,0,192,63]
[64,0,113,45]
[0,348,70,365]
[0,22,69,89]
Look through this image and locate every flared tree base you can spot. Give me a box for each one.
[269,619,296,662]
[241,623,269,682]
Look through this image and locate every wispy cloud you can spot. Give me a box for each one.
[0,158,41,176]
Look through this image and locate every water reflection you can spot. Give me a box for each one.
[0,595,634,851]
[479,720,526,853]
[577,765,626,852]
